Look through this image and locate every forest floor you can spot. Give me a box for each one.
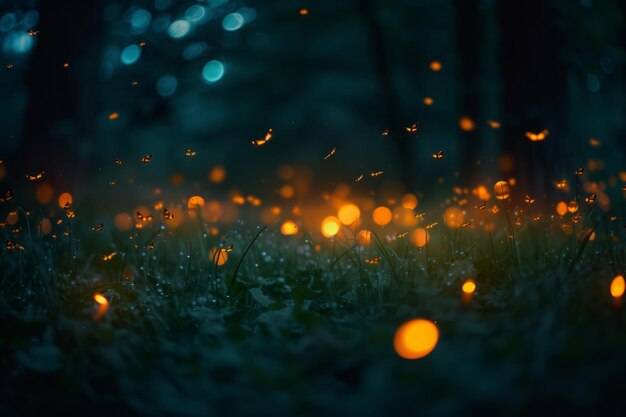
[1,206,626,416]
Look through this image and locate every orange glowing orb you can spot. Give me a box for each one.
[443,206,465,229]
[114,212,133,231]
[280,220,298,235]
[401,194,418,210]
[462,279,476,294]
[187,195,205,209]
[357,229,372,246]
[411,228,430,247]
[423,97,434,106]
[393,319,439,360]
[459,116,475,132]
[338,203,361,225]
[279,184,295,199]
[208,165,226,183]
[210,247,229,266]
[555,201,568,216]
[321,216,341,238]
[429,60,442,71]
[611,275,625,298]
[372,206,392,226]
[58,192,73,208]
[40,218,52,235]
[94,293,109,305]
[493,181,511,200]
[473,185,491,201]
[36,183,54,204]
[7,211,18,225]
[567,200,578,213]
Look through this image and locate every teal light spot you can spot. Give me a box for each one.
[168,20,191,39]
[156,75,178,97]
[202,60,225,83]
[130,9,151,30]
[185,5,206,22]
[120,44,141,65]
[222,13,244,31]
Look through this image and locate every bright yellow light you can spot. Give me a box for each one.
[462,279,476,294]
[443,207,465,229]
[611,275,625,298]
[493,180,511,200]
[58,192,73,208]
[338,203,361,225]
[188,195,205,209]
[321,216,341,238]
[94,293,108,305]
[280,220,298,235]
[393,319,439,360]
[411,228,429,247]
[555,201,568,216]
[567,200,578,213]
[372,206,392,226]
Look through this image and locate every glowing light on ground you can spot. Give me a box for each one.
[372,206,392,226]
[280,220,298,235]
[58,192,73,208]
[393,319,439,360]
[188,195,206,209]
[357,229,372,246]
[411,228,429,247]
[556,201,568,216]
[338,203,360,225]
[494,181,511,200]
[611,275,625,298]
[94,293,108,305]
[443,207,465,229]
[321,216,341,238]
[462,279,476,294]
[210,247,229,266]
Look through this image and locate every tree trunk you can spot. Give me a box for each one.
[500,0,568,197]
[359,0,414,190]
[14,0,103,189]
[456,0,484,183]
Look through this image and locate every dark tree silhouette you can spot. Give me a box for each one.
[14,0,103,188]
[456,0,484,182]
[500,0,568,196]
[359,0,414,190]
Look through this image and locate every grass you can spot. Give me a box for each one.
[1,197,626,416]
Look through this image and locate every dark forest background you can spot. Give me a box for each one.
[1,0,625,204]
